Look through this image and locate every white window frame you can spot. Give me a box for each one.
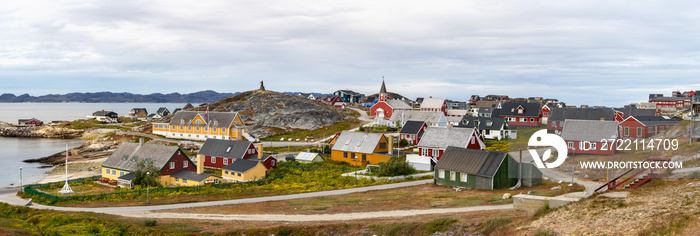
[175,178,179,183]
[591,143,597,150]
[422,148,428,156]
[183,161,188,168]
[211,157,216,163]
[461,173,468,182]
[438,169,445,178]
[223,158,228,165]
[170,162,175,169]
[568,141,574,149]
[450,172,456,181]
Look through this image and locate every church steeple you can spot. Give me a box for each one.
[379,77,387,102]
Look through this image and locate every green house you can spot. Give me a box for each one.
[434,146,541,189]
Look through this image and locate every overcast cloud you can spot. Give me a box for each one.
[2,0,700,106]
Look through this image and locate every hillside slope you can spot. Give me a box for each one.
[209,89,351,138]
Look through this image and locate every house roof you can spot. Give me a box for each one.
[295,152,321,162]
[170,169,213,182]
[457,117,506,130]
[102,142,181,172]
[417,127,478,149]
[331,131,385,154]
[627,116,680,126]
[474,100,500,108]
[118,172,135,181]
[561,119,619,141]
[390,110,445,124]
[446,109,468,116]
[222,159,261,173]
[385,99,412,109]
[336,90,364,96]
[499,102,541,117]
[131,108,147,113]
[421,98,446,109]
[198,139,253,159]
[93,111,117,116]
[477,107,493,114]
[168,111,239,128]
[399,120,426,135]
[156,107,169,115]
[435,146,508,178]
[548,107,615,122]
[614,107,656,118]
[491,109,501,118]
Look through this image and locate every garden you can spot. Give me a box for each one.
[19,161,423,207]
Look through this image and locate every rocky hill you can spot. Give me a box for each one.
[208,89,351,138]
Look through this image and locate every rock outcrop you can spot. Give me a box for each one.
[23,137,120,165]
[208,90,351,138]
[0,126,83,139]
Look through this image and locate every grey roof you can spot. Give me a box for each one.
[170,169,212,182]
[198,139,253,159]
[491,109,501,117]
[435,146,507,178]
[168,111,239,128]
[628,116,680,126]
[118,172,135,181]
[331,131,385,154]
[548,107,615,122]
[295,152,321,162]
[380,80,387,93]
[561,120,619,141]
[93,111,117,116]
[614,107,656,118]
[474,100,500,108]
[102,142,181,172]
[457,117,506,130]
[446,109,468,116]
[131,108,147,113]
[399,120,426,135]
[156,107,170,116]
[417,127,478,149]
[421,98,445,109]
[390,110,445,124]
[478,107,493,114]
[385,99,412,109]
[499,102,541,117]
[222,159,261,173]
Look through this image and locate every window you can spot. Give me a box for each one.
[204,127,208,132]
[438,169,445,178]
[591,143,597,150]
[213,128,218,132]
[222,128,227,133]
[112,170,116,175]
[379,142,386,149]
[624,127,629,136]
[237,173,241,177]
[602,142,608,150]
[196,127,200,131]
[271,160,276,166]
[461,173,468,182]
[351,153,356,159]
[422,148,428,156]
[637,127,642,137]
[568,142,574,149]
[518,109,523,114]
[170,162,175,169]
[361,154,366,162]
[530,118,534,122]
[344,152,348,158]
[520,118,526,122]
[120,171,124,177]
[183,161,188,168]
[175,178,179,183]
[433,149,439,157]
[105,169,108,174]
[225,171,229,175]
[183,179,187,184]
[450,172,456,181]
[188,126,191,131]
[211,157,216,163]
[223,158,228,165]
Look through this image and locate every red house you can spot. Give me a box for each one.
[541,105,550,122]
[420,97,447,115]
[18,118,43,127]
[370,80,412,118]
[561,120,619,155]
[499,102,542,127]
[399,120,428,145]
[197,139,258,169]
[417,127,485,161]
[619,116,679,138]
[317,95,345,108]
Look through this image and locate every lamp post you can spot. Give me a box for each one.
[146,171,150,204]
[19,167,22,193]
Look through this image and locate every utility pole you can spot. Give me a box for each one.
[146,171,150,204]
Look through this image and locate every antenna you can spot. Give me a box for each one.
[58,144,74,194]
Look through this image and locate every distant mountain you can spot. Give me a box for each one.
[0,90,334,103]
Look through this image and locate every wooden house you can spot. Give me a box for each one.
[331,131,390,166]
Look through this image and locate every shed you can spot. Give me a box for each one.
[295,152,324,163]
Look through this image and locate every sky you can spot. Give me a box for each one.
[2,0,700,107]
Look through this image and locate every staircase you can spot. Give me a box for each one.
[623,173,653,189]
[595,157,670,192]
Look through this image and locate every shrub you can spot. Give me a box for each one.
[425,218,458,232]
[399,139,409,147]
[533,229,558,236]
[377,156,417,177]
[479,217,512,234]
[144,219,157,227]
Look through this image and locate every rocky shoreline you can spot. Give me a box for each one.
[23,137,120,166]
[0,126,84,139]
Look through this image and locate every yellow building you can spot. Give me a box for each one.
[330,131,391,166]
[152,111,251,141]
[221,159,268,182]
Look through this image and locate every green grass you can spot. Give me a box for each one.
[425,218,458,232]
[507,126,546,151]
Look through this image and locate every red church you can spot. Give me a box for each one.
[370,80,412,119]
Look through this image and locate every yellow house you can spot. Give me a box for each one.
[221,159,268,182]
[152,111,250,141]
[331,131,391,166]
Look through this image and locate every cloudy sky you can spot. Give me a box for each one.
[2,0,700,106]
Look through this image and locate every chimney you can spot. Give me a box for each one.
[196,155,204,174]
[257,143,263,159]
[387,136,393,156]
[139,138,144,145]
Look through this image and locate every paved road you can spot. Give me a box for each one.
[128,204,514,222]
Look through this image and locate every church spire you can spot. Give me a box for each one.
[379,76,387,94]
